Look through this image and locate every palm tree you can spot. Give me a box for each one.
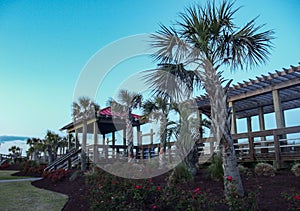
[144,1,274,198]
[26,138,42,161]
[143,96,177,168]
[72,96,99,171]
[109,90,142,162]
[44,130,62,164]
[8,145,21,162]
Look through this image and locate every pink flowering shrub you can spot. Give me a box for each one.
[43,169,71,183]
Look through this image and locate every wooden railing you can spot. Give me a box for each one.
[85,125,300,168]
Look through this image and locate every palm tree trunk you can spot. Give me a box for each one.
[126,112,134,162]
[159,115,167,168]
[47,145,54,164]
[81,120,87,171]
[203,61,244,197]
[33,150,38,161]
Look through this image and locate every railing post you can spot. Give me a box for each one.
[273,131,281,169]
[249,134,255,161]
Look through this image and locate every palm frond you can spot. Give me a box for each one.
[142,63,201,101]
[150,24,191,64]
[224,18,275,69]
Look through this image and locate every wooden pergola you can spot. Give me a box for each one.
[196,65,300,168]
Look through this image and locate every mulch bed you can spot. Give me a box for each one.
[32,175,89,211]
[4,165,299,210]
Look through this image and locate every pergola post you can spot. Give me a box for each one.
[123,128,126,156]
[272,89,287,153]
[247,116,255,160]
[112,131,116,158]
[67,132,72,151]
[93,121,99,163]
[75,129,79,149]
[272,90,285,129]
[102,134,107,159]
[136,125,141,159]
[258,106,267,153]
[229,101,237,134]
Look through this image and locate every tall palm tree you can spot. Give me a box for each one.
[26,138,42,161]
[44,130,62,164]
[143,96,177,168]
[8,145,21,162]
[109,89,142,162]
[144,1,274,198]
[72,96,99,171]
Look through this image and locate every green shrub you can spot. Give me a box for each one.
[206,154,224,181]
[238,164,249,174]
[69,170,83,181]
[86,167,213,210]
[168,162,193,186]
[254,163,276,177]
[291,163,300,177]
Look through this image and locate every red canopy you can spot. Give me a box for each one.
[99,107,141,119]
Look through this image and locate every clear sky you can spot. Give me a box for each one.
[0,0,299,138]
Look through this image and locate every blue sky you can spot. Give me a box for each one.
[0,0,299,138]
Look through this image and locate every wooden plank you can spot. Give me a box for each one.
[232,126,300,139]
[229,77,300,101]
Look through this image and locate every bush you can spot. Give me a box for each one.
[0,162,9,169]
[291,163,300,177]
[255,163,276,177]
[168,162,194,186]
[86,167,213,210]
[69,170,83,181]
[22,160,46,176]
[43,169,71,183]
[206,154,224,181]
[238,164,249,174]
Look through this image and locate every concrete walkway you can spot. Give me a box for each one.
[0,177,42,183]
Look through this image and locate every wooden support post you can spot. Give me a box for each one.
[150,129,154,145]
[258,107,266,141]
[112,131,116,158]
[93,121,99,163]
[229,101,237,134]
[102,134,107,159]
[272,90,285,129]
[67,132,72,151]
[273,131,281,169]
[258,107,268,153]
[272,89,287,151]
[123,129,126,147]
[247,117,255,160]
[75,129,79,149]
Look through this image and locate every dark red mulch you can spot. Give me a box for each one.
[32,175,89,211]
[12,168,300,211]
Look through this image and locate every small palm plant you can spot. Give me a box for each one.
[109,90,142,162]
[72,96,99,171]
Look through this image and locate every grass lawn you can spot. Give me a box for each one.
[0,181,68,211]
[0,170,32,180]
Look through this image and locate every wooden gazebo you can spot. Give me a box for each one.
[196,64,300,168]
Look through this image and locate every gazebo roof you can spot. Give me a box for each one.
[60,106,145,134]
[99,106,141,119]
[195,64,300,119]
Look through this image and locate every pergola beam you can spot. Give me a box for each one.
[229,77,300,102]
